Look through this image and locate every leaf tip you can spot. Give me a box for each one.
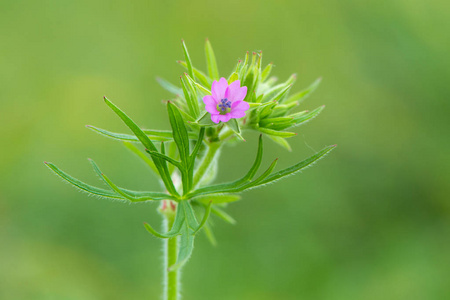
[43,161,48,164]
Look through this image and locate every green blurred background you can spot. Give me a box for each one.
[1,0,449,299]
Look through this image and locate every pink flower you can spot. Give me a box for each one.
[202,77,249,124]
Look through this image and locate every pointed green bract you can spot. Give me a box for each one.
[182,40,194,79]
[156,77,183,96]
[258,127,297,138]
[285,77,322,104]
[205,39,219,80]
[177,60,212,88]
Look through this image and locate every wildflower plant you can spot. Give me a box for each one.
[45,40,335,300]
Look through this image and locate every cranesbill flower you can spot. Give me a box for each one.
[203,77,249,124]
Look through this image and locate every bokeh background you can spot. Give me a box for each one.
[1,0,449,299]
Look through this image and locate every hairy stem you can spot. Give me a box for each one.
[163,214,179,300]
[193,142,221,187]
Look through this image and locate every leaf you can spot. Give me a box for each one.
[44,162,122,199]
[167,102,190,165]
[261,63,273,82]
[177,60,211,88]
[288,106,324,128]
[156,77,183,96]
[185,73,211,95]
[182,40,194,79]
[180,76,200,119]
[103,96,178,196]
[258,127,297,138]
[267,135,292,151]
[194,200,212,234]
[228,72,239,83]
[203,222,217,246]
[87,125,197,142]
[211,206,236,225]
[123,142,158,174]
[285,77,322,104]
[258,145,336,186]
[205,39,219,80]
[193,194,241,205]
[88,158,168,202]
[144,202,186,238]
[169,224,195,271]
[145,150,182,169]
[187,135,263,197]
[181,201,199,230]
[226,118,245,141]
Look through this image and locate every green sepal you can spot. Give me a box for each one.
[287,106,324,129]
[180,76,200,118]
[185,74,211,95]
[205,39,219,80]
[228,72,239,83]
[195,111,217,126]
[226,118,245,141]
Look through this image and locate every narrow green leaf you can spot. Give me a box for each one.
[205,39,219,80]
[145,150,182,169]
[123,142,158,174]
[187,135,263,197]
[288,106,325,128]
[194,200,212,234]
[169,224,194,271]
[177,60,211,88]
[285,77,322,104]
[167,102,190,165]
[103,97,178,196]
[44,162,121,199]
[144,202,186,238]
[267,135,292,151]
[182,201,199,230]
[261,63,273,82]
[203,222,217,246]
[258,145,336,186]
[258,127,297,138]
[185,73,211,95]
[156,77,183,95]
[182,40,194,79]
[211,206,236,225]
[193,194,241,205]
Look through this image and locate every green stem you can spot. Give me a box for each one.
[164,214,179,300]
[193,142,221,187]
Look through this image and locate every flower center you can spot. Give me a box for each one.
[217,98,231,115]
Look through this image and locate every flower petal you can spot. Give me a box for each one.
[203,95,219,115]
[211,77,228,100]
[227,80,247,102]
[231,100,250,112]
[229,110,246,119]
[211,113,232,124]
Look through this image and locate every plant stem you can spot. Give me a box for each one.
[193,142,221,187]
[164,214,179,300]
